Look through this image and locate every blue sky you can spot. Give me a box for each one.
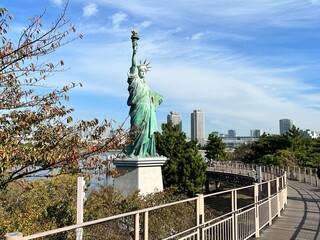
[4,0,320,137]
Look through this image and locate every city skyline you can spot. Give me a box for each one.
[164,112,317,139]
[6,1,320,136]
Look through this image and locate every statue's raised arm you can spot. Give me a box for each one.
[130,30,139,74]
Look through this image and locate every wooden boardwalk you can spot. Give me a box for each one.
[254,180,320,240]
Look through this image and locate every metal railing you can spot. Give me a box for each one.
[285,165,319,186]
[210,161,319,186]
[5,163,289,240]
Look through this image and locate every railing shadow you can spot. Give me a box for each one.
[288,183,320,240]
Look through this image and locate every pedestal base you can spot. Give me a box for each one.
[113,156,167,196]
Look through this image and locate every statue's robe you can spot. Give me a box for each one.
[126,71,160,157]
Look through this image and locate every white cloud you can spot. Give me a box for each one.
[110,12,127,29]
[311,0,320,5]
[137,21,152,29]
[82,3,99,18]
[191,32,204,41]
[50,0,64,7]
[95,1,320,29]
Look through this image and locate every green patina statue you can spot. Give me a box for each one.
[126,30,163,157]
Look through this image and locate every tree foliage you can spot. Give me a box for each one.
[84,186,195,240]
[0,5,126,189]
[232,142,254,162]
[0,176,194,239]
[0,175,77,237]
[155,121,206,196]
[205,133,227,162]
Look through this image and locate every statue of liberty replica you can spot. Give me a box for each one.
[114,30,166,196]
[125,30,163,157]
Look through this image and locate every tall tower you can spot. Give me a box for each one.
[167,111,182,132]
[228,129,236,137]
[250,129,261,138]
[279,119,293,135]
[191,110,205,146]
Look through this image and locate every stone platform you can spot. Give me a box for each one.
[113,156,167,196]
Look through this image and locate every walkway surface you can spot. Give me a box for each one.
[256,180,320,240]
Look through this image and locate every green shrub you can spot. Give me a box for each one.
[0,175,77,237]
[1,177,197,239]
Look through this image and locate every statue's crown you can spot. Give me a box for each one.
[138,59,151,71]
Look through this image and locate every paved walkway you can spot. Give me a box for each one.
[256,180,320,240]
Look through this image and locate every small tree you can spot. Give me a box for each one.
[155,121,206,196]
[205,133,226,162]
[232,142,254,162]
[248,134,291,164]
[306,138,320,167]
[0,5,126,189]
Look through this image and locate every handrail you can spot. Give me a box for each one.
[23,196,199,239]
[5,162,293,240]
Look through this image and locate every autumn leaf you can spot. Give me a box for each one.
[67,116,73,123]
[36,17,42,27]
[44,105,50,111]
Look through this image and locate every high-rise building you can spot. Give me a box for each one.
[191,110,205,146]
[279,119,293,135]
[211,131,220,137]
[228,129,236,137]
[167,111,182,132]
[250,129,261,138]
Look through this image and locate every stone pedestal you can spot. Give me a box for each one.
[113,156,167,196]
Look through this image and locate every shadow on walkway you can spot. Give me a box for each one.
[253,180,320,240]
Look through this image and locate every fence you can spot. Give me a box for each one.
[5,163,289,240]
[286,165,319,186]
[209,161,318,187]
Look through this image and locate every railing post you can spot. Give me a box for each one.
[298,167,301,182]
[135,213,140,240]
[284,173,288,205]
[304,167,306,183]
[254,183,260,238]
[4,232,23,240]
[231,190,238,240]
[267,181,272,226]
[269,166,272,180]
[276,178,281,217]
[316,169,319,187]
[197,194,205,239]
[257,166,262,183]
[198,194,205,224]
[144,211,148,240]
[76,177,85,240]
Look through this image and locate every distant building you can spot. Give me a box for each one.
[228,129,236,137]
[250,129,261,138]
[303,129,320,139]
[191,110,205,146]
[221,136,259,148]
[211,131,220,137]
[167,111,182,132]
[279,119,293,135]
